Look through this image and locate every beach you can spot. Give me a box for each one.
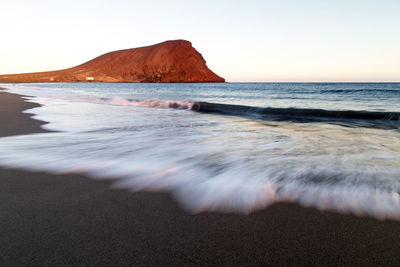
[0,89,400,266]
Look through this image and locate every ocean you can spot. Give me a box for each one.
[1,82,399,220]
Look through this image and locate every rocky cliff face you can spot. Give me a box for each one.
[0,40,225,83]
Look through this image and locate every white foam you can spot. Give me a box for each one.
[0,124,399,220]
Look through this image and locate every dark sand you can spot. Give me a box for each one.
[0,89,399,266]
[0,90,50,137]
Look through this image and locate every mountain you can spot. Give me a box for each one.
[0,40,225,83]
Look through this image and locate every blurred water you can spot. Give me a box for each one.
[0,82,399,220]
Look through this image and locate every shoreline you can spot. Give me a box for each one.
[0,88,52,137]
[0,89,399,265]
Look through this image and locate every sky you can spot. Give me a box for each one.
[0,0,399,82]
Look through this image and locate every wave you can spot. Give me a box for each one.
[0,131,399,220]
[91,96,195,110]
[77,96,400,126]
[59,96,400,130]
[2,83,399,129]
[192,102,400,129]
[318,89,400,94]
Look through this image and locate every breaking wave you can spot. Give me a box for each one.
[193,102,400,129]
[72,96,400,129]
[53,94,400,129]
[95,96,194,109]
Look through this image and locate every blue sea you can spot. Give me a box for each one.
[1,82,399,220]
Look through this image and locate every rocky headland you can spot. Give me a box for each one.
[0,40,225,83]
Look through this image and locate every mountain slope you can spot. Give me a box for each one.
[0,40,225,83]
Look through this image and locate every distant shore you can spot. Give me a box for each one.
[0,88,399,266]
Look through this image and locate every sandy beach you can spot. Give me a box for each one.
[0,89,399,266]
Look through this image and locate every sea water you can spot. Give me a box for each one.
[0,82,399,220]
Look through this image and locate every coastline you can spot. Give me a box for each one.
[0,88,51,137]
[0,89,399,265]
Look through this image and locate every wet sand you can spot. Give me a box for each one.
[0,90,50,137]
[0,89,399,266]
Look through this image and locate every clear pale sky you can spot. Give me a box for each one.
[1,0,399,82]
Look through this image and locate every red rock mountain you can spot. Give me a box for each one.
[0,40,225,83]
